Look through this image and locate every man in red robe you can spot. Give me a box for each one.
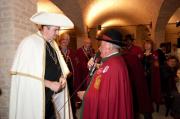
[123,34,143,60]
[123,52,154,119]
[76,38,95,91]
[78,29,133,119]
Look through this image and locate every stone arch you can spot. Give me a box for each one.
[52,0,85,35]
[153,0,180,47]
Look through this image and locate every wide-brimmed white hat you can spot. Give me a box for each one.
[30,12,74,29]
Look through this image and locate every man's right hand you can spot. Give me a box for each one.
[44,80,62,92]
[77,91,85,100]
[49,81,62,92]
[87,57,95,70]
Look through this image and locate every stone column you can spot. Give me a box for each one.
[135,25,151,48]
[0,0,37,118]
[153,29,166,48]
[136,25,151,41]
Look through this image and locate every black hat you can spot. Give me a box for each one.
[96,29,124,46]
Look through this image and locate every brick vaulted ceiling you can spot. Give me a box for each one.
[39,0,180,35]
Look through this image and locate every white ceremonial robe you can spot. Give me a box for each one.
[9,31,73,119]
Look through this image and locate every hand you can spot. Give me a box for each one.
[59,76,66,89]
[44,79,65,92]
[77,91,85,100]
[87,57,95,70]
[49,81,62,92]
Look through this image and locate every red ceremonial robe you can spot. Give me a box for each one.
[60,48,78,82]
[81,53,133,119]
[123,53,153,113]
[125,45,143,60]
[76,46,95,91]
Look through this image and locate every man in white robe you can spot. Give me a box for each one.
[9,12,74,119]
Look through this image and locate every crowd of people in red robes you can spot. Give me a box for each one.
[57,30,180,119]
[123,35,154,119]
[123,35,180,119]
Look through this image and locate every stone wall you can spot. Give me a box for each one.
[0,0,36,118]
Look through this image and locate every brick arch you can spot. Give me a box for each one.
[153,0,180,46]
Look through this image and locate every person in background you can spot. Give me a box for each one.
[58,32,78,119]
[161,56,178,97]
[142,39,161,114]
[171,66,180,119]
[123,34,143,60]
[78,29,133,119]
[156,43,167,67]
[9,12,74,119]
[161,56,179,117]
[156,43,167,108]
[123,47,153,119]
[76,38,95,91]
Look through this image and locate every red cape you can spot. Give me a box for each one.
[123,53,153,113]
[124,45,143,60]
[81,54,133,119]
[75,47,95,91]
[60,48,78,80]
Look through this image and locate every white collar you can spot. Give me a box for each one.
[104,51,119,58]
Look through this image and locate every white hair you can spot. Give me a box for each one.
[112,44,121,49]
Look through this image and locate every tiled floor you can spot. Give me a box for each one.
[138,106,174,119]
[76,105,174,119]
[149,105,173,119]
